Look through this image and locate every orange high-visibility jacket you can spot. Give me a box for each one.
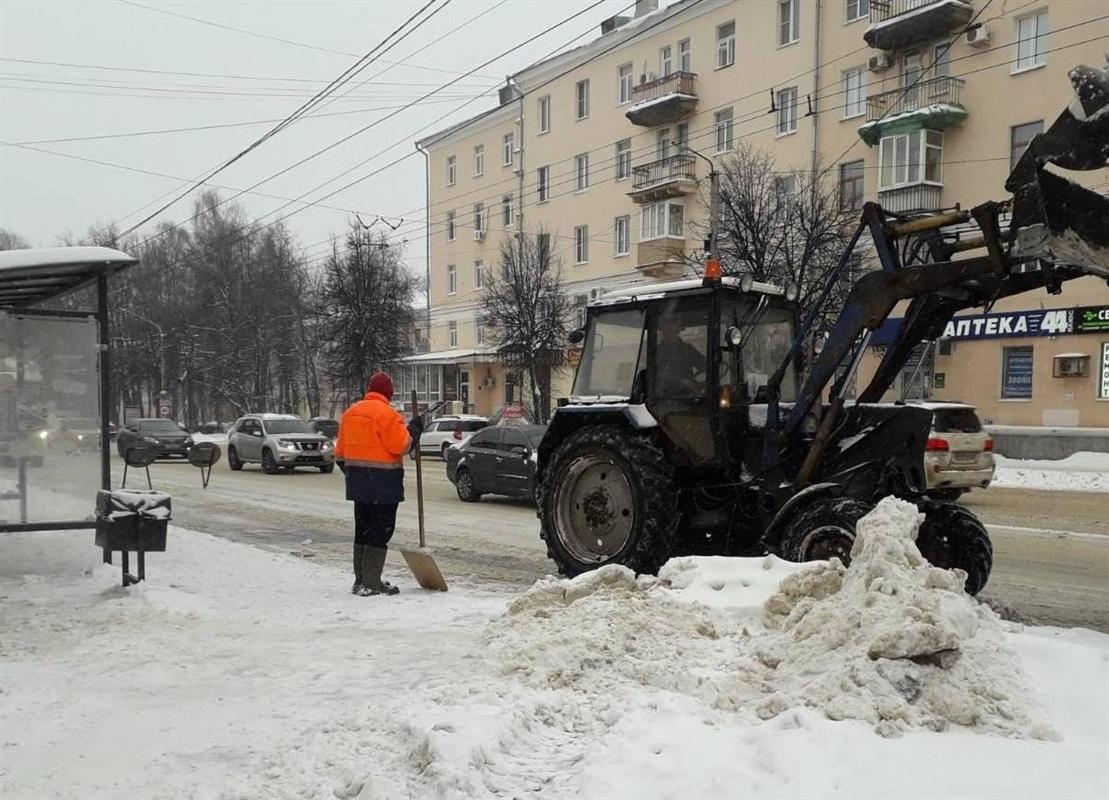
[334,391,411,468]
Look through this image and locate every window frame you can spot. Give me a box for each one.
[538,94,551,134]
[878,130,943,190]
[660,45,673,77]
[473,202,484,233]
[842,66,865,119]
[1001,345,1034,400]
[476,320,486,346]
[614,214,631,256]
[640,201,685,241]
[1009,120,1044,172]
[618,62,634,104]
[678,38,692,72]
[474,260,484,290]
[574,224,589,265]
[473,144,484,177]
[575,152,590,193]
[615,138,632,181]
[776,86,798,136]
[845,0,869,23]
[778,0,800,47]
[1013,10,1048,74]
[447,264,457,296]
[575,79,590,120]
[446,155,456,186]
[838,160,865,211]
[446,211,456,242]
[502,132,514,167]
[537,165,550,202]
[714,107,734,153]
[502,194,514,227]
[716,21,736,69]
[448,320,458,349]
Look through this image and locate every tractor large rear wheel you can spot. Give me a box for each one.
[778,498,873,565]
[540,426,678,577]
[916,500,993,596]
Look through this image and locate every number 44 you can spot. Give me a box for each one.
[1039,309,1072,335]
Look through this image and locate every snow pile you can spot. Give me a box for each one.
[486,498,1054,739]
[993,451,1109,493]
[757,498,1055,738]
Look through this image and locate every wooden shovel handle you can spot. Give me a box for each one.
[411,390,426,549]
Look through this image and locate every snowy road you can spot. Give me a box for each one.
[36,451,1109,631]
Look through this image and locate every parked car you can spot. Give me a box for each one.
[917,402,995,500]
[308,417,339,440]
[117,418,193,459]
[60,417,105,451]
[227,413,334,474]
[445,424,547,503]
[415,414,489,460]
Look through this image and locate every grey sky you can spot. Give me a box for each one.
[0,0,632,274]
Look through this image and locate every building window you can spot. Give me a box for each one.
[1010,120,1043,171]
[845,0,868,22]
[574,225,589,264]
[574,294,589,328]
[447,264,457,295]
[932,42,951,78]
[839,160,865,211]
[537,232,550,262]
[717,21,735,68]
[448,320,458,348]
[679,38,691,72]
[474,260,484,290]
[1015,11,1048,72]
[640,201,684,240]
[473,202,484,233]
[575,79,590,120]
[714,108,734,153]
[879,130,943,189]
[502,194,513,227]
[614,215,630,256]
[842,67,865,118]
[660,45,672,77]
[618,63,633,104]
[537,166,550,202]
[615,138,632,180]
[1099,342,1109,400]
[773,175,796,221]
[476,321,486,346]
[657,127,672,158]
[1001,346,1033,399]
[538,94,551,134]
[575,153,590,192]
[502,132,514,167]
[776,87,798,135]
[446,211,456,241]
[778,0,799,46]
[446,155,456,186]
[473,144,484,176]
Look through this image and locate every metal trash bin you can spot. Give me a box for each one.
[94,489,171,585]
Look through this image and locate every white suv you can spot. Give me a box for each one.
[917,403,995,500]
[415,415,489,459]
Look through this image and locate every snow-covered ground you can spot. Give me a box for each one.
[993,451,1109,493]
[2,499,1107,800]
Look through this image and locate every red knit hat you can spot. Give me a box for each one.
[368,372,394,399]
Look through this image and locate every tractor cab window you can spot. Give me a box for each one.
[573,308,646,398]
[744,305,796,402]
[651,301,709,399]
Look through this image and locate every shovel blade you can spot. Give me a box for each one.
[401,547,448,592]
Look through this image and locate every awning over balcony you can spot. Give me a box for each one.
[864,0,973,51]
[858,76,967,145]
[625,71,698,127]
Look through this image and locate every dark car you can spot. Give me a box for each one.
[445,424,547,503]
[309,417,339,440]
[117,418,193,459]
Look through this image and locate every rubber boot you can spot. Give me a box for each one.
[352,543,365,595]
[359,547,399,596]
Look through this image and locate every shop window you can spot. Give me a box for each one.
[1001,346,1033,399]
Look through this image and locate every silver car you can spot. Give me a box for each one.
[227,413,335,474]
[917,402,995,500]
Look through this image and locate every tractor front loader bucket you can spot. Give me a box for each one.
[1006,62,1109,276]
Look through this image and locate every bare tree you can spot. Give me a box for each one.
[481,229,570,422]
[702,143,860,317]
[319,222,416,405]
[0,229,30,250]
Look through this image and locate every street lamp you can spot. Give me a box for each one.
[679,144,721,263]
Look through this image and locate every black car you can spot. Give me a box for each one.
[309,417,339,440]
[445,424,547,503]
[116,418,193,459]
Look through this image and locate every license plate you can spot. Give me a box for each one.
[952,451,977,464]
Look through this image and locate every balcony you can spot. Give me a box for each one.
[858,76,967,145]
[865,0,973,51]
[878,184,942,214]
[628,154,698,203]
[625,71,698,127]
[636,238,686,278]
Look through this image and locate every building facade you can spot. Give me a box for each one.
[413,0,1109,424]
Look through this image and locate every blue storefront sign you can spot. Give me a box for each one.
[872,304,1109,345]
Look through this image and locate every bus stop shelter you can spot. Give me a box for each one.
[0,246,138,532]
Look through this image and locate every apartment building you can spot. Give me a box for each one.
[410,0,1109,424]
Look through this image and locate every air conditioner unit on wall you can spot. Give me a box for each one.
[472,229,486,242]
[868,53,891,72]
[965,25,990,47]
[1053,354,1089,378]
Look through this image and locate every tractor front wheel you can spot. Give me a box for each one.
[916,500,993,596]
[540,426,678,577]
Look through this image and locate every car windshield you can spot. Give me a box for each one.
[573,307,645,398]
[522,428,547,447]
[313,420,339,435]
[932,407,982,433]
[138,419,183,433]
[458,420,487,432]
[264,419,313,434]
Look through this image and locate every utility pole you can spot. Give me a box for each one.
[682,145,720,261]
[129,309,168,418]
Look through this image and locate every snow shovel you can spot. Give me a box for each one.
[400,390,448,592]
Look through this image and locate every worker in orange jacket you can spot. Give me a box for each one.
[334,372,423,596]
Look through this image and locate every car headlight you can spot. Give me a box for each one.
[77,434,85,442]
[322,440,333,450]
[38,430,49,440]
[185,436,194,446]
[278,439,297,449]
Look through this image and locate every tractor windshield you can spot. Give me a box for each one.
[573,307,645,398]
[721,297,797,403]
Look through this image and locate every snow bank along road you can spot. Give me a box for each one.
[3,499,1107,799]
[44,451,1109,630]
